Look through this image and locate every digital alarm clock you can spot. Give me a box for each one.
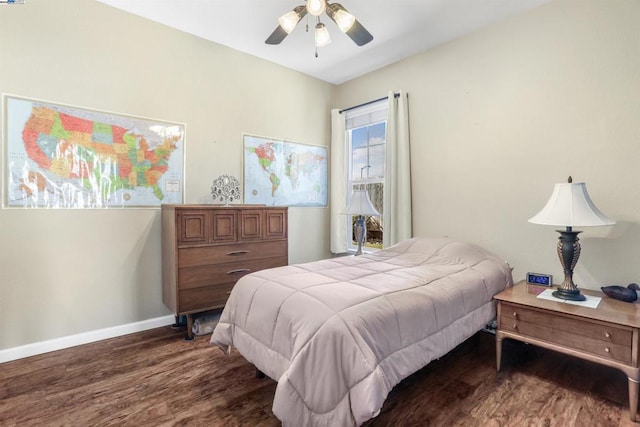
[526,272,552,287]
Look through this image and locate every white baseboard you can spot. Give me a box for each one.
[0,315,175,364]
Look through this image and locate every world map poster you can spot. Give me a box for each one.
[243,135,327,207]
[4,96,185,208]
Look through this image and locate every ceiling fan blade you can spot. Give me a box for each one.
[265,26,289,45]
[265,5,307,45]
[326,2,373,46]
[345,19,373,46]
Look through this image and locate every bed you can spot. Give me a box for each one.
[211,236,513,426]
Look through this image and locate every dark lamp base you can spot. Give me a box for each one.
[552,228,587,302]
[552,288,586,301]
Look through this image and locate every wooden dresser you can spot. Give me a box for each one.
[495,281,640,421]
[161,204,288,339]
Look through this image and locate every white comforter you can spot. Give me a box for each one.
[211,237,513,426]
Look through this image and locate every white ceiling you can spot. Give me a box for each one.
[97,0,549,85]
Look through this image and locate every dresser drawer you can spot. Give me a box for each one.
[178,256,288,290]
[500,303,633,364]
[178,283,235,313]
[178,240,287,267]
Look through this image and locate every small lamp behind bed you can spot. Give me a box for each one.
[344,189,380,256]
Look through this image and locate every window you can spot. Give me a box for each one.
[345,100,387,252]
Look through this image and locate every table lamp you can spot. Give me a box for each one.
[528,177,615,301]
[344,189,380,255]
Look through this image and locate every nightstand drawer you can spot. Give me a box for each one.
[500,303,633,364]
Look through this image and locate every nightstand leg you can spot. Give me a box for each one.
[629,377,639,421]
[496,336,503,372]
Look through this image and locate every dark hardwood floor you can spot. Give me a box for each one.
[0,326,635,426]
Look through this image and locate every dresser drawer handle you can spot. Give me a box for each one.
[605,332,611,338]
[227,268,251,275]
[227,250,251,256]
[512,323,518,330]
[605,347,611,353]
[513,312,518,318]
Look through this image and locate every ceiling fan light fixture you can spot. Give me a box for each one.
[266,1,372,47]
[332,8,355,32]
[315,22,331,47]
[278,10,301,34]
[306,0,326,16]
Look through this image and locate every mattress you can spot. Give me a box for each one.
[211,236,513,426]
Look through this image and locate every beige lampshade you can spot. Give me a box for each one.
[528,182,615,227]
[344,190,380,216]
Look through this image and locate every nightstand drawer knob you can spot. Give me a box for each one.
[513,312,518,318]
[605,347,611,353]
[605,332,611,338]
[512,323,518,329]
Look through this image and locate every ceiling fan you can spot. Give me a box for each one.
[265,0,373,48]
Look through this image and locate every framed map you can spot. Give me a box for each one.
[3,95,185,208]
[243,134,327,207]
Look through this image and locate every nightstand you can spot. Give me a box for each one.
[495,281,640,421]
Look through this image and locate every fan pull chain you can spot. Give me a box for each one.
[316,16,320,58]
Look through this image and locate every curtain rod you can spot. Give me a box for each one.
[338,92,400,114]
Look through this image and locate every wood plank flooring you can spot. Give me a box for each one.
[0,326,636,426]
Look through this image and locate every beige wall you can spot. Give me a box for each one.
[335,0,640,290]
[0,0,333,350]
[2,0,639,355]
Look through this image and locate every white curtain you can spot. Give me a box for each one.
[330,92,412,253]
[383,90,412,247]
[330,108,348,254]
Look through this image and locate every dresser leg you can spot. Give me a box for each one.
[496,336,503,372]
[184,314,195,341]
[629,377,639,421]
[172,315,180,328]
